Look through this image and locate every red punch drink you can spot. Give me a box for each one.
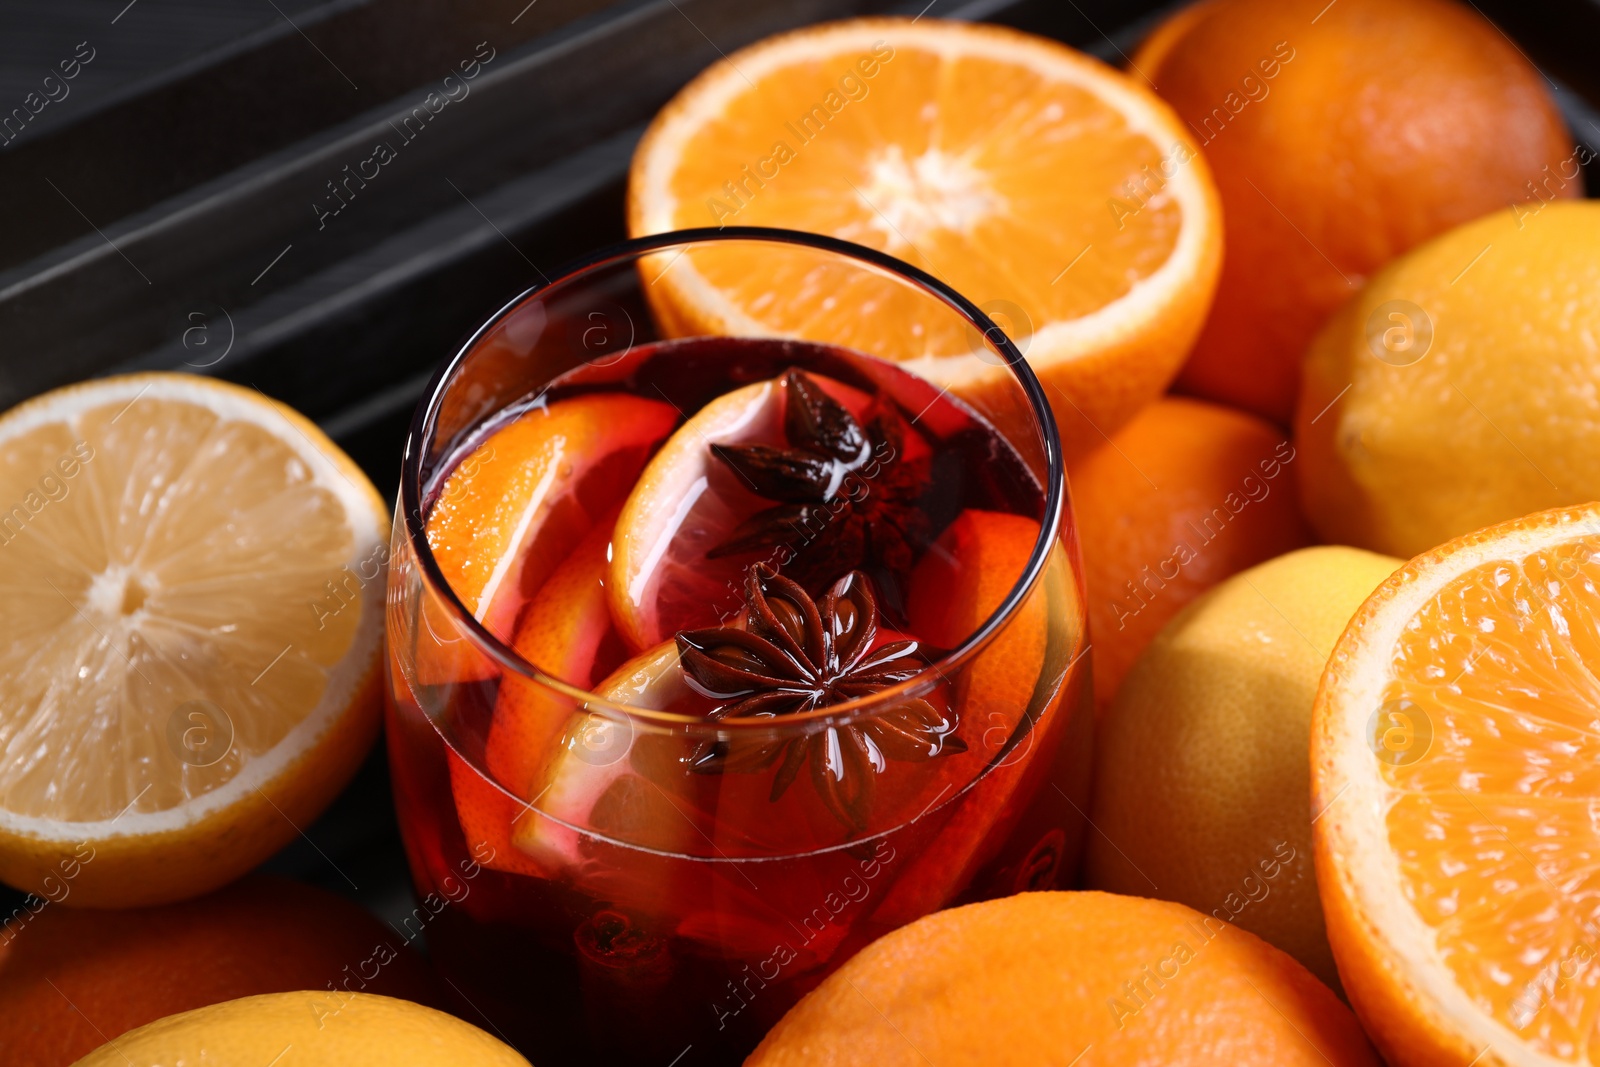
[385,235,1090,1066]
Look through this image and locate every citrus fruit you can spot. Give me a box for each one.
[448,637,683,884]
[628,17,1222,459]
[877,510,1088,923]
[1313,502,1600,1066]
[1297,199,1600,559]
[508,638,692,873]
[905,511,1054,766]
[0,372,387,907]
[1068,396,1311,710]
[516,521,1018,876]
[484,511,628,799]
[0,874,440,1067]
[747,891,1379,1066]
[444,746,545,879]
[421,393,677,682]
[1136,0,1574,423]
[70,991,529,1067]
[1087,546,1399,989]
[607,370,875,652]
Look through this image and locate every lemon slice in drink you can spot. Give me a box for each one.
[0,373,388,907]
[510,640,692,873]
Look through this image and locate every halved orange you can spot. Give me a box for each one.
[628,17,1221,458]
[420,393,677,682]
[0,373,387,907]
[1313,503,1600,1066]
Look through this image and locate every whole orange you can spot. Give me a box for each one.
[1135,0,1574,423]
[0,875,443,1067]
[747,891,1379,1066]
[1068,396,1311,710]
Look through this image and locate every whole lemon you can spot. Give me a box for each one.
[1297,199,1600,558]
[70,992,528,1067]
[1086,546,1398,989]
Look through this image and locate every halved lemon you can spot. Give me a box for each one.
[628,17,1221,458]
[1314,503,1600,1066]
[0,373,388,907]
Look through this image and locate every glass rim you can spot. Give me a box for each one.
[400,225,1066,733]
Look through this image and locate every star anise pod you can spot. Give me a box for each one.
[676,563,965,832]
[708,369,931,603]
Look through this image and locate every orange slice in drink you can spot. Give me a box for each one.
[608,372,873,652]
[449,642,686,882]
[506,638,855,958]
[446,748,545,878]
[628,17,1221,458]
[509,640,695,872]
[420,394,677,683]
[1313,503,1600,1066]
[0,373,388,907]
[484,512,629,799]
[875,509,1075,923]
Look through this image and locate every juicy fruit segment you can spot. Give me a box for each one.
[448,747,546,878]
[628,17,1222,458]
[609,379,781,652]
[421,393,677,681]
[1385,543,1600,1051]
[0,387,367,819]
[1314,504,1600,1066]
[0,373,387,906]
[71,992,530,1067]
[909,510,1045,674]
[907,510,1050,750]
